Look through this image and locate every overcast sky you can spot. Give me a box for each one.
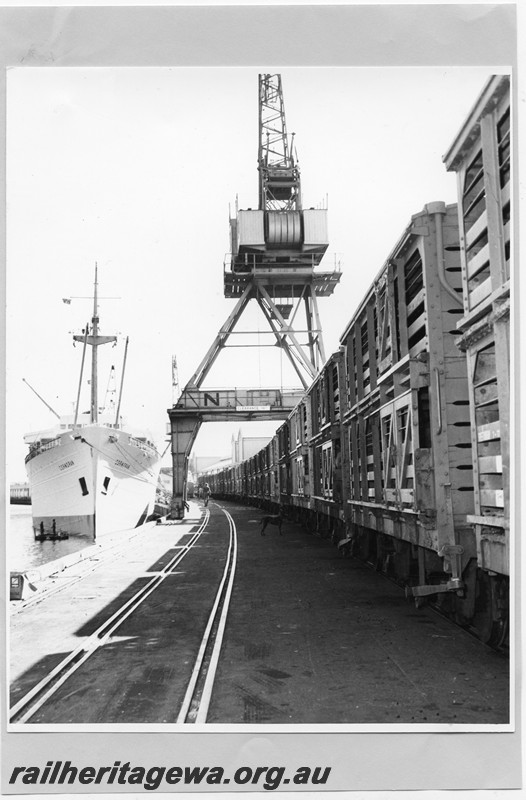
[6,66,498,481]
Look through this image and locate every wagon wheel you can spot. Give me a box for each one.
[305,512,316,535]
[472,572,508,648]
[319,518,331,540]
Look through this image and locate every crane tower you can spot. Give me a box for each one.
[167,74,341,518]
[258,73,301,212]
[192,74,341,389]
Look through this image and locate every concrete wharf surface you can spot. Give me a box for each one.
[9,500,509,725]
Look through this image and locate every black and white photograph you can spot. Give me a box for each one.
[2,2,522,795]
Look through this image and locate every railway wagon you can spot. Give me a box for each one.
[200,197,508,643]
[337,202,480,628]
[285,395,314,524]
[197,76,511,646]
[287,354,343,534]
[443,75,510,646]
[268,436,280,507]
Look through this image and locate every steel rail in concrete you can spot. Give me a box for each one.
[9,510,211,724]
[177,504,238,723]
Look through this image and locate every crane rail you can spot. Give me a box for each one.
[10,510,211,724]
[177,505,238,723]
[11,522,172,614]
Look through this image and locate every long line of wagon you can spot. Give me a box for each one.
[201,75,511,649]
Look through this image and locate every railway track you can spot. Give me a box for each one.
[10,502,508,725]
[177,505,237,723]
[10,506,238,724]
[10,521,170,614]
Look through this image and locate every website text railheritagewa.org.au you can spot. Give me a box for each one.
[9,761,332,791]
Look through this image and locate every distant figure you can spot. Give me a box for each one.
[52,519,56,535]
[203,483,211,507]
[39,521,44,536]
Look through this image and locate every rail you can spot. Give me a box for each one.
[10,510,211,723]
[177,505,238,723]
[10,504,238,725]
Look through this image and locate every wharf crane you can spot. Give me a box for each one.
[167,74,341,519]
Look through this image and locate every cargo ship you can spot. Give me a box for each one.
[24,269,161,539]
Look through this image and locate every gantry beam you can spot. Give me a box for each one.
[168,388,305,518]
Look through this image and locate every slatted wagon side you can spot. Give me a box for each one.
[339,203,479,621]
[444,75,510,645]
[303,353,344,537]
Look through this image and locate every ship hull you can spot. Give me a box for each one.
[26,424,161,539]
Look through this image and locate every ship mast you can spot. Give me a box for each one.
[73,264,117,424]
[91,266,100,423]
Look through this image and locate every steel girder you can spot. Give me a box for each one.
[168,388,305,518]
